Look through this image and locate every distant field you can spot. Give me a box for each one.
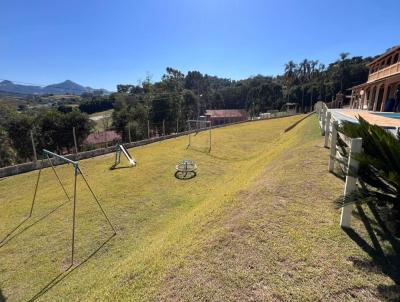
[89,109,113,131]
[0,115,397,301]
[0,96,27,108]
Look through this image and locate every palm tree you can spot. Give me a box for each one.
[284,60,297,102]
[299,59,310,112]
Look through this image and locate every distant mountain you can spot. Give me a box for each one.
[42,80,88,94]
[0,79,110,96]
[0,80,42,95]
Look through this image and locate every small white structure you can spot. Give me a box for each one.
[284,103,298,114]
[259,112,271,119]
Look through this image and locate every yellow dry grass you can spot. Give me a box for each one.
[0,115,397,301]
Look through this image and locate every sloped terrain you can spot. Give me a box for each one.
[0,115,397,301]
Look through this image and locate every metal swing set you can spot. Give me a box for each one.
[186,119,212,153]
[28,149,116,267]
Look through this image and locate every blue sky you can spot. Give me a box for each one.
[0,0,399,91]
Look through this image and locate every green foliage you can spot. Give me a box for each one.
[283,55,371,111]
[63,110,93,147]
[7,113,35,161]
[0,127,15,167]
[79,96,114,114]
[112,54,370,132]
[1,106,93,162]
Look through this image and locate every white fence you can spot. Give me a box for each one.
[317,103,363,228]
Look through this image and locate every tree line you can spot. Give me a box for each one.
[0,52,375,167]
[111,54,373,140]
[78,96,114,114]
[0,105,93,167]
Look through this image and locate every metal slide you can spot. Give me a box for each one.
[119,145,136,166]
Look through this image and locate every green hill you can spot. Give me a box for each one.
[0,115,397,301]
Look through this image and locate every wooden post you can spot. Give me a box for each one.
[373,84,380,111]
[380,81,389,111]
[162,119,165,136]
[340,138,362,228]
[188,121,191,147]
[147,120,150,139]
[321,106,327,135]
[324,111,331,148]
[328,121,338,172]
[209,123,211,152]
[30,130,37,162]
[73,127,78,154]
[105,130,108,148]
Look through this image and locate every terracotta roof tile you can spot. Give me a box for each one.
[204,109,248,118]
[84,130,121,145]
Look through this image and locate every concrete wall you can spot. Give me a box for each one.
[0,113,300,179]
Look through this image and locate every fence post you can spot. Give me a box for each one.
[328,121,338,172]
[162,119,165,136]
[321,106,327,135]
[147,120,150,139]
[73,127,78,154]
[324,111,331,148]
[30,130,37,162]
[340,137,362,228]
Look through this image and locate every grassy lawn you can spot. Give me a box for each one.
[0,115,398,301]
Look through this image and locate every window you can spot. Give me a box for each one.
[394,53,399,63]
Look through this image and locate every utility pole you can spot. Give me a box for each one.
[72,127,78,154]
[30,130,37,162]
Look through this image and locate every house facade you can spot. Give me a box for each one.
[350,45,400,111]
[204,109,248,125]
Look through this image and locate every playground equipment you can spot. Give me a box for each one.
[175,159,197,180]
[111,144,136,169]
[29,149,116,267]
[186,119,212,152]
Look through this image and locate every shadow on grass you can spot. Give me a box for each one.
[331,170,346,181]
[109,165,134,170]
[0,201,68,248]
[174,170,196,180]
[343,204,400,301]
[28,233,115,302]
[0,288,5,302]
